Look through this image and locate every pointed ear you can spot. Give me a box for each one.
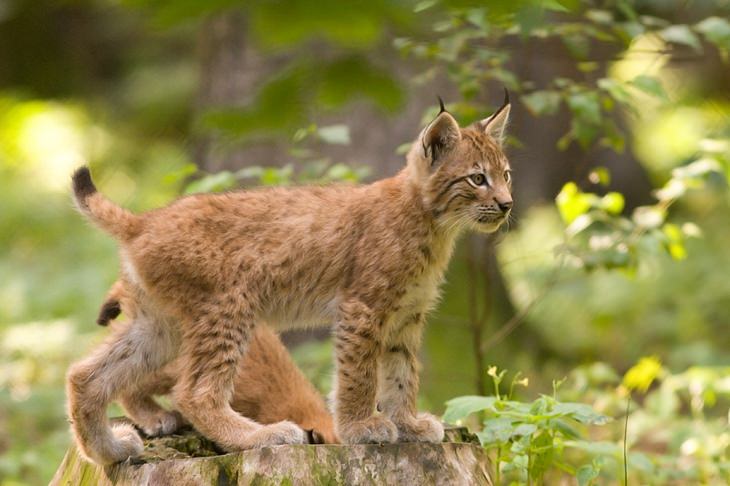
[477,88,511,145]
[419,109,461,166]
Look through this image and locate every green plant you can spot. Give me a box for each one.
[443,366,611,485]
[182,123,371,194]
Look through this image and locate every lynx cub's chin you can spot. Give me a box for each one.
[66,92,513,463]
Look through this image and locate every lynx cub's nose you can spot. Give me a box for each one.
[497,198,513,213]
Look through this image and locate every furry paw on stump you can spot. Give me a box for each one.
[51,424,493,486]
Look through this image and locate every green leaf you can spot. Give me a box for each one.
[512,423,537,437]
[552,419,582,439]
[528,431,555,480]
[414,0,437,13]
[556,182,599,224]
[324,163,367,183]
[551,402,611,425]
[260,165,294,186]
[566,91,601,125]
[600,192,624,215]
[667,242,687,260]
[183,171,237,194]
[235,166,264,180]
[576,463,600,486]
[597,78,632,105]
[659,25,702,52]
[317,124,350,145]
[161,162,198,185]
[632,206,666,229]
[521,90,562,116]
[475,417,514,445]
[442,396,496,424]
[630,75,668,101]
[695,16,730,50]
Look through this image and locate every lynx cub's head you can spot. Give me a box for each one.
[407,91,513,234]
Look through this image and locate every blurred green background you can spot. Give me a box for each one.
[0,0,728,484]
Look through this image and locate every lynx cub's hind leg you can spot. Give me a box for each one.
[66,317,175,465]
[333,299,398,445]
[118,368,184,437]
[378,314,444,443]
[172,311,305,451]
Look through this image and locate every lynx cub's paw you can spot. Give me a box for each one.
[396,412,445,443]
[103,423,144,464]
[137,410,185,437]
[242,420,306,449]
[338,415,398,444]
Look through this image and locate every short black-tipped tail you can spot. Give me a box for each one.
[96,298,121,326]
[71,166,142,241]
[72,166,97,210]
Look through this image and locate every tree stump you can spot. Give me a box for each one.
[50,423,492,485]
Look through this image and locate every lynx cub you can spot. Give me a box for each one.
[96,280,337,445]
[67,93,513,465]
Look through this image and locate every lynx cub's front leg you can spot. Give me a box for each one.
[334,300,398,444]
[378,313,444,443]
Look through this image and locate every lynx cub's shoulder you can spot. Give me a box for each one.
[67,92,513,464]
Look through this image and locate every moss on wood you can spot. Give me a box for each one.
[51,424,491,486]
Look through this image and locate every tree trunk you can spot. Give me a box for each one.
[50,424,492,486]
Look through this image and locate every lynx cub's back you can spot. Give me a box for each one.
[66,92,513,465]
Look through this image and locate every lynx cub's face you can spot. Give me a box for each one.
[410,93,513,235]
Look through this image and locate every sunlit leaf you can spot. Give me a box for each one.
[576,463,600,486]
[630,75,668,101]
[521,90,562,116]
[632,206,666,229]
[695,16,730,51]
[597,78,632,104]
[600,192,624,215]
[551,402,611,425]
[442,396,496,424]
[317,125,351,145]
[556,182,600,224]
[667,242,687,260]
[184,171,237,194]
[660,25,702,52]
[567,91,601,125]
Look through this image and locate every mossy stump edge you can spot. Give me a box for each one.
[50,425,492,485]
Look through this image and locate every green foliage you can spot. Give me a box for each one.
[554,138,727,271]
[445,361,730,484]
[184,122,371,194]
[444,366,610,484]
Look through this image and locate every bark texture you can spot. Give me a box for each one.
[51,425,492,485]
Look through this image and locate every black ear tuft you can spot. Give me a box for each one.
[437,95,446,114]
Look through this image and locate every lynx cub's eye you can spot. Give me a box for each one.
[469,173,487,187]
[504,171,512,184]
